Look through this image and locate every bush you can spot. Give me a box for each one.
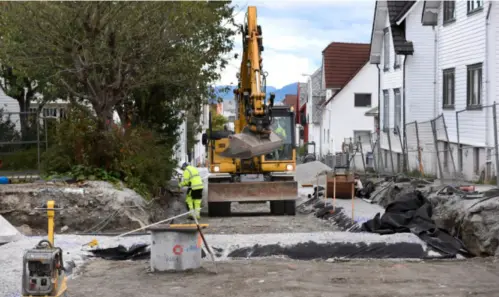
[42,106,178,198]
[0,147,39,171]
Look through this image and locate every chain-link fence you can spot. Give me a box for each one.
[0,110,54,178]
[371,114,458,181]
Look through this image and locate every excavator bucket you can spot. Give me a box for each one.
[219,131,284,159]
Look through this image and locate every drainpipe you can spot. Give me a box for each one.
[376,64,381,171]
[402,54,408,172]
[486,2,492,172]
[432,25,438,176]
[432,26,438,118]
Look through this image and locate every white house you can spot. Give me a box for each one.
[0,89,20,131]
[315,42,377,162]
[303,67,326,156]
[370,0,498,181]
[420,0,498,181]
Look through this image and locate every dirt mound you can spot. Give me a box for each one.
[0,181,180,234]
[428,187,499,257]
[296,161,331,185]
[0,214,23,244]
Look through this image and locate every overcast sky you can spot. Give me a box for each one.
[216,0,376,89]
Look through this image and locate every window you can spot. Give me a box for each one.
[383,27,390,71]
[442,68,455,108]
[353,130,371,144]
[383,90,389,131]
[394,88,401,132]
[394,55,401,68]
[467,63,482,107]
[467,0,483,13]
[443,1,456,22]
[354,93,372,107]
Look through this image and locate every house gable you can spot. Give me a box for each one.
[322,42,370,90]
[370,0,415,64]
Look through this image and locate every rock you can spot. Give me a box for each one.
[428,189,499,257]
[16,224,32,236]
[0,181,179,234]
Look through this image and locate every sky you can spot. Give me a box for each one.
[216,0,376,89]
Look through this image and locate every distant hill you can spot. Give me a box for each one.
[214,82,298,102]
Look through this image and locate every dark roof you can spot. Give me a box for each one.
[322,42,370,89]
[387,1,416,55]
[282,94,298,112]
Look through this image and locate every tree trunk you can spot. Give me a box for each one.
[94,102,114,132]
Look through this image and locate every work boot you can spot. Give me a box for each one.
[193,199,202,220]
[187,201,195,220]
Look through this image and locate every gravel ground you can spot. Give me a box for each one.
[68,257,499,297]
[202,201,336,234]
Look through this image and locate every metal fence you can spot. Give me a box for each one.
[349,104,499,185]
[0,111,54,178]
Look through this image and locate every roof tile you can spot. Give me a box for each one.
[322,42,370,89]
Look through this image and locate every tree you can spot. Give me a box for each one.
[0,1,236,131]
[211,113,229,131]
[0,66,63,140]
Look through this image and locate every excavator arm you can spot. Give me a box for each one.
[219,6,283,159]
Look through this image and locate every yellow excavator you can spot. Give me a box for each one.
[202,6,298,217]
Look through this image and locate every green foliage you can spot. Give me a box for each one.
[0,1,236,131]
[0,108,20,143]
[0,147,38,171]
[42,106,176,198]
[0,1,236,196]
[211,113,228,131]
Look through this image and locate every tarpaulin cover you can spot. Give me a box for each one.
[227,241,429,259]
[90,243,150,260]
[361,190,471,257]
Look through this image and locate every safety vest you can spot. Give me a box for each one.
[275,126,286,150]
[275,126,286,139]
[182,165,204,190]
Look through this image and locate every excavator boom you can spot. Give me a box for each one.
[220,6,283,159]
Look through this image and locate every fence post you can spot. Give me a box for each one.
[386,130,395,174]
[431,119,444,183]
[36,113,41,172]
[441,114,457,177]
[414,121,424,175]
[396,126,405,173]
[456,111,461,174]
[370,133,378,172]
[358,136,366,172]
[492,103,499,186]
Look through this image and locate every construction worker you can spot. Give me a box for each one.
[179,162,204,219]
[273,118,287,159]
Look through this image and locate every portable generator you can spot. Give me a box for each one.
[21,200,68,297]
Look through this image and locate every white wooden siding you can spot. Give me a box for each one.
[438,0,488,147]
[0,89,20,132]
[379,10,404,153]
[322,63,378,154]
[405,1,437,123]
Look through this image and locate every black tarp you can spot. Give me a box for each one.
[228,241,430,260]
[361,190,471,258]
[90,243,150,260]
